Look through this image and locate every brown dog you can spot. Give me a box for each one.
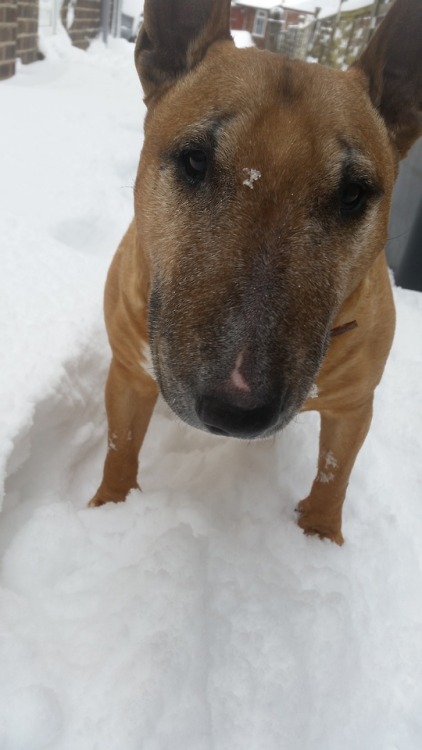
[90,0,422,544]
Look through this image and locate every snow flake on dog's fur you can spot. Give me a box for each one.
[108,432,118,452]
[317,451,337,482]
[324,450,337,469]
[242,168,261,189]
[308,383,319,399]
[317,471,335,483]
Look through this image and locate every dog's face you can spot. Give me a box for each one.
[135,43,396,438]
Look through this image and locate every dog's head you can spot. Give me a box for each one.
[134,0,422,439]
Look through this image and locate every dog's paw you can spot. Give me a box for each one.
[296,499,344,546]
[88,481,141,508]
[88,490,129,508]
[88,494,123,508]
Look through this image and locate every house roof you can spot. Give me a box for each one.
[283,0,322,12]
[233,0,281,10]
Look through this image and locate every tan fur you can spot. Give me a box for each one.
[90,0,422,545]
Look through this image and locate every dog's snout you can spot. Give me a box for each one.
[195,393,281,439]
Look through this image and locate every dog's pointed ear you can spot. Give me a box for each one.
[135,0,233,101]
[353,0,422,159]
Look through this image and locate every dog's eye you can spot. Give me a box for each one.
[181,149,208,182]
[340,182,367,214]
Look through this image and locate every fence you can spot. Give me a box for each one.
[275,0,393,69]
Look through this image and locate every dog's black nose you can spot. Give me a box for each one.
[195,394,280,439]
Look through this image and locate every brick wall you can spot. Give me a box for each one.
[0,1,17,79]
[61,0,102,50]
[0,0,120,80]
[0,0,39,80]
[17,0,38,63]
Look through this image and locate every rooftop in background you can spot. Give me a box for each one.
[232,0,282,9]
[232,0,375,17]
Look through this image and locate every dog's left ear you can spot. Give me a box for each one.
[135,0,233,101]
[353,0,422,159]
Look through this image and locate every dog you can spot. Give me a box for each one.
[89,0,422,545]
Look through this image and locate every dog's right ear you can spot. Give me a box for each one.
[135,0,233,101]
[353,0,422,159]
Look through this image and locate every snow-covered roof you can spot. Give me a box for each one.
[282,0,321,12]
[233,0,281,10]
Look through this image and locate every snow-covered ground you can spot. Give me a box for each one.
[1,34,422,750]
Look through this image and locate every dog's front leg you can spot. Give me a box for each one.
[89,358,158,507]
[297,397,374,545]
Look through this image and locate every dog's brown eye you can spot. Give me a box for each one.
[340,182,366,213]
[181,149,208,182]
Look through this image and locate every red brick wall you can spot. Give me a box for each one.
[0,0,39,80]
[17,0,39,63]
[61,0,102,50]
[0,0,17,79]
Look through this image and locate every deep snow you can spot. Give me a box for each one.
[1,33,422,750]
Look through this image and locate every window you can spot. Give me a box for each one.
[253,10,268,38]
